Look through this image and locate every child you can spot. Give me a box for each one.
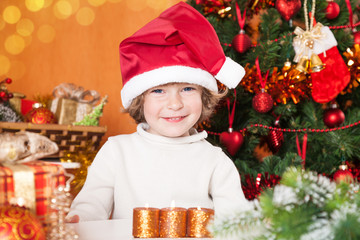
[67,2,249,222]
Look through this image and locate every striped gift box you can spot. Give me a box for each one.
[0,161,65,226]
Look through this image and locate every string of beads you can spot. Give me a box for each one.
[206,120,360,136]
[222,21,360,48]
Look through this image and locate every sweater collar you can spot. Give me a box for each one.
[137,123,207,144]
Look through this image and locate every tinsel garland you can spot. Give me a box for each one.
[0,103,22,122]
[240,62,311,105]
[341,44,360,94]
[240,44,360,105]
[242,172,281,200]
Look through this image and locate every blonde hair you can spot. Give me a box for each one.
[123,85,228,126]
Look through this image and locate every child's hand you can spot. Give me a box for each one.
[65,215,80,223]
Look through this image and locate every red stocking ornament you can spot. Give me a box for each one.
[232,3,251,53]
[220,92,244,156]
[293,23,350,103]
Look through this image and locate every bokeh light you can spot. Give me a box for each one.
[25,0,45,12]
[8,60,26,80]
[68,0,80,14]
[0,55,11,76]
[23,35,33,47]
[146,0,168,10]
[37,24,56,43]
[76,7,95,26]
[107,0,123,2]
[5,34,25,55]
[3,6,21,24]
[0,17,5,31]
[54,0,73,19]
[88,0,106,7]
[126,0,147,12]
[43,0,54,8]
[16,18,34,37]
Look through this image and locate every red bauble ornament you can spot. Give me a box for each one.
[323,105,345,128]
[252,91,273,113]
[232,30,252,53]
[0,205,46,240]
[220,129,244,156]
[26,103,56,124]
[353,30,360,45]
[267,120,284,153]
[333,165,354,183]
[275,0,301,21]
[325,1,340,20]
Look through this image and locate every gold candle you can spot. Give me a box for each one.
[187,207,214,238]
[159,207,187,238]
[132,207,160,238]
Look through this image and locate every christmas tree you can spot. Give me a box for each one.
[184,1,360,238]
[186,0,360,199]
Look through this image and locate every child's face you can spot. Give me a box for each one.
[143,83,202,137]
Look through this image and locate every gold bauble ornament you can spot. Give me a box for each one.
[0,204,46,240]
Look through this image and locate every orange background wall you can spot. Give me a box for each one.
[0,0,184,143]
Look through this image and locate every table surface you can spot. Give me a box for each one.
[67,219,213,240]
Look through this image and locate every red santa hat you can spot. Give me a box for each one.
[119,2,245,108]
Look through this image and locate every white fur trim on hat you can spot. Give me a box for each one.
[121,66,218,108]
[215,57,245,88]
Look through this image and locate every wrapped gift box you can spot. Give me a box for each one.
[0,161,65,226]
[53,98,93,125]
[50,83,100,125]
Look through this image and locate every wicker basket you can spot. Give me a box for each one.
[0,122,107,158]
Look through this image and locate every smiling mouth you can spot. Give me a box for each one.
[163,116,186,122]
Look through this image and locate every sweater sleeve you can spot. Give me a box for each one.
[209,151,251,218]
[67,140,116,221]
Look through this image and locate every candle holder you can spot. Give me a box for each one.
[132,207,160,238]
[187,207,214,238]
[159,207,187,238]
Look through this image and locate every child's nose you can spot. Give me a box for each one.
[167,93,184,110]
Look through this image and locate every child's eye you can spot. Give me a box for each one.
[151,89,163,94]
[183,87,195,92]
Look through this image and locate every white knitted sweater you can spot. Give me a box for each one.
[68,123,249,221]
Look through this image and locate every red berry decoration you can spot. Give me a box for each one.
[267,119,284,153]
[0,91,6,98]
[323,104,345,128]
[275,0,301,21]
[232,30,252,54]
[220,128,244,156]
[252,91,273,113]
[325,1,340,20]
[5,78,12,84]
[333,164,354,183]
